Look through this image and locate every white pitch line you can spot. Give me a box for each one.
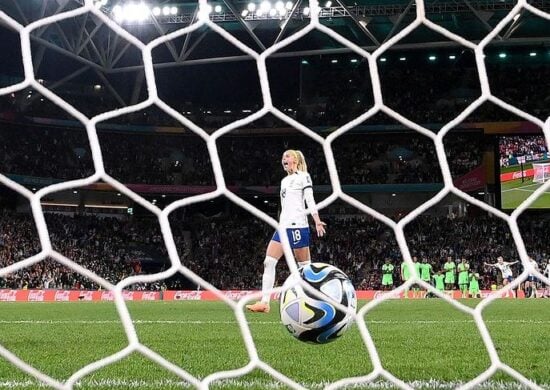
[0,378,545,389]
[502,183,550,193]
[508,188,550,194]
[0,319,550,325]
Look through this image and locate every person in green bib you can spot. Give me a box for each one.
[443,256,456,290]
[401,260,411,298]
[381,258,395,291]
[457,257,470,298]
[468,269,481,298]
[433,270,446,293]
[412,256,422,298]
[420,257,433,296]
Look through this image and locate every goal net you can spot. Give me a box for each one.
[0,0,549,389]
[532,163,550,184]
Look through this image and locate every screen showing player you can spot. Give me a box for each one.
[499,135,550,209]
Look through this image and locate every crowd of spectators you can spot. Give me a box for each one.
[292,63,548,126]
[0,125,93,181]
[499,135,548,167]
[333,134,443,184]
[487,64,550,120]
[1,205,548,291]
[0,123,486,188]
[1,60,547,130]
[0,211,176,290]
[445,133,485,177]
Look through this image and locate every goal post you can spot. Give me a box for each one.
[532,162,550,184]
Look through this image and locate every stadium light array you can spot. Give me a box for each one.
[243,0,293,17]
[350,58,358,63]
[529,52,537,57]
[449,55,456,59]
[260,0,271,12]
[325,0,332,6]
[303,6,310,15]
[379,57,386,62]
[110,2,182,23]
[214,5,222,13]
[242,9,249,16]
[331,59,338,63]
[499,52,507,58]
[301,59,308,64]
[126,3,150,21]
[399,57,406,61]
[428,55,436,61]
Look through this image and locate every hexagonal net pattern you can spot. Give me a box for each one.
[0,0,550,388]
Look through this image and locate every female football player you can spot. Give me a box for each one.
[246,150,326,313]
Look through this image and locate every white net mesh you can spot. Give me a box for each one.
[0,0,550,388]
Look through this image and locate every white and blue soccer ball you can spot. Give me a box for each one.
[279,262,357,344]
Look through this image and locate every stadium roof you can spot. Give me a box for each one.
[0,0,548,112]
[0,0,549,75]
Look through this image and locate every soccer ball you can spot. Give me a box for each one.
[279,262,357,344]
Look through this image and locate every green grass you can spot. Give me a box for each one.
[500,177,550,209]
[0,300,549,389]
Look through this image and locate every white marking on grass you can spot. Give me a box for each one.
[0,319,549,325]
[0,378,545,389]
[508,188,550,194]
[501,183,541,193]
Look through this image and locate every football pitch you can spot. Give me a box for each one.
[501,178,550,209]
[0,300,549,389]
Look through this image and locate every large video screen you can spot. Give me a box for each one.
[499,135,550,209]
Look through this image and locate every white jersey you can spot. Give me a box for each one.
[495,262,514,278]
[545,263,550,278]
[279,171,315,228]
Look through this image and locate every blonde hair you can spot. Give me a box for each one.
[285,149,308,173]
